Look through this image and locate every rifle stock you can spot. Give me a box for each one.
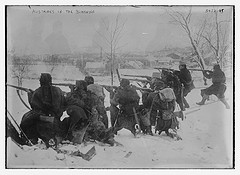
[52,83,75,87]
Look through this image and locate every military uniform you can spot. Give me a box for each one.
[174,62,194,108]
[197,64,230,109]
[20,73,67,146]
[161,70,184,110]
[110,79,141,135]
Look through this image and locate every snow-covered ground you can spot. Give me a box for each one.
[6,67,233,169]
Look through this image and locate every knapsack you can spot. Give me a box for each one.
[158,88,176,102]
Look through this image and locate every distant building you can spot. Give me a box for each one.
[166,53,181,60]
[84,62,106,75]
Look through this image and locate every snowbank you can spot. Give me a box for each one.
[6,68,233,168]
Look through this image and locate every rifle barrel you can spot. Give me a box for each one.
[52,83,75,86]
[126,78,150,83]
[154,67,174,71]
[122,74,151,79]
[188,69,204,71]
[6,84,31,93]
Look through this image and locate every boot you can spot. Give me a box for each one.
[219,98,230,109]
[196,94,209,105]
[183,97,190,108]
[146,126,153,136]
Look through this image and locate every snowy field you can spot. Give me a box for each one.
[6,67,233,169]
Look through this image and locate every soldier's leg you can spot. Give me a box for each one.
[217,84,230,109]
[183,97,190,108]
[196,94,209,105]
[66,105,88,141]
[150,109,157,127]
[176,95,185,111]
[20,110,40,144]
[197,89,210,105]
[67,105,88,129]
[219,98,230,109]
[110,105,119,127]
[97,99,109,128]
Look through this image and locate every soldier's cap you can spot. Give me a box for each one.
[75,80,87,91]
[152,72,161,79]
[213,64,220,70]
[40,73,52,86]
[85,76,94,85]
[120,78,130,87]
[154,80,166,90]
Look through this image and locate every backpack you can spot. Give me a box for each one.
[158,88,176,102]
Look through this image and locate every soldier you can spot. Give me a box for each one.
[196,64,230,109]
[64,80,90,143]
[143,80,180,139]
[110,79,140,135]
[161,69,184,111]
[66,80,114,145]
[174,61,194,109]
[143,80,167,129]
[141,72,161,109]
[150,72,162,89]
[20,73,67,146]
[85,76,108,128]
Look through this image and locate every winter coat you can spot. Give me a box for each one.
[111,85,140,116]
[204,69,226,84]
[65,89,87,109]
[176,68,192,87]
[111,85,140,106]
[29,85,66,119]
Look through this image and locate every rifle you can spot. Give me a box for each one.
[101,84,152,93]
[188,68,212,72]
[154,67,175,72]
[7,84,32,110]
[126,78,151,84]
[122,74,152,81]
[101,84,118,90]
[131,84,153,92]
[52,83,75,87]
[7,84,33,93]
[7,110,33,146]
[52,83,75,91]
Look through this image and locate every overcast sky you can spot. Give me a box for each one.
[7,5,233,55]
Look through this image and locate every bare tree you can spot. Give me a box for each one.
[200,11,232,68]
[48,54,59,74]
[11,55,31,93]
[94,11,127,85]
[167,8,207,70]
[167,7,209,85]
